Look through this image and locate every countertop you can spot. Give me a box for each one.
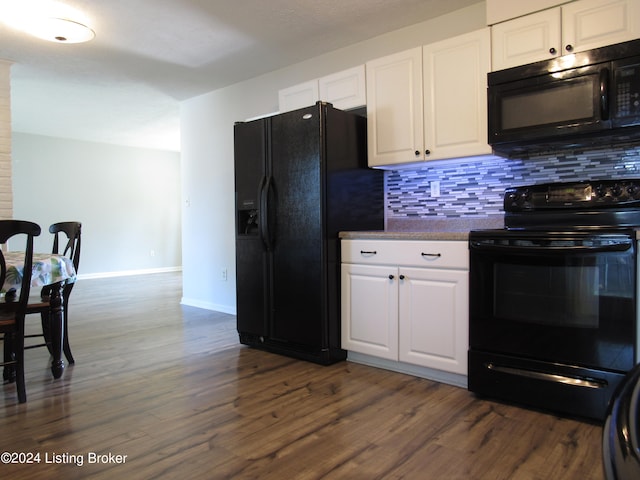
[340,221,640,241]
[339,231,470,241]
[340,216,505,242]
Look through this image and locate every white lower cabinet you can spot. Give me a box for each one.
[341,239,469,379]
[341,263,399,360]
[398,266,468,374]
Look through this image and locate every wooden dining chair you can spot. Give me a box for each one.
[0,220,41,403]
[24,222,81,365]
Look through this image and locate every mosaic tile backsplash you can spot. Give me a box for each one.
[386,144,640,220]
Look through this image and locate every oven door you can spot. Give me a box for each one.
[469,230,636,372]
[468,230,637,419]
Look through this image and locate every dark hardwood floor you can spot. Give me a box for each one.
[1,272,604,479]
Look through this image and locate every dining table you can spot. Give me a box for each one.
[3,251,77,379]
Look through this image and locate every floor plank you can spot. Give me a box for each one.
[1,272,605,479]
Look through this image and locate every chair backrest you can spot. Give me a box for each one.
[0,220,41,309]
[50,222,81,273]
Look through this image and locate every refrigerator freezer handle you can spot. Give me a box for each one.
[260,176,273,251]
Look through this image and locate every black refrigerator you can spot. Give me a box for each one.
[234,102,384,365]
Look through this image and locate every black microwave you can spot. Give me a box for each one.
[488,39,640,156]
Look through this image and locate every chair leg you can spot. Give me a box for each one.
[12,318,27,403]
[14,338,26,403]
[3,333,16,383]
[3,332,25,402]
[42,303,75,364]
[40,311,54,357]
[63,315,74,365]
[62,299,74,364]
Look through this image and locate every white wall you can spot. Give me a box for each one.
[180,3,487,313]
[0,61,13,219]
[12,132,181,277]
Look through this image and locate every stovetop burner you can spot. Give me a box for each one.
[503,179,640,230]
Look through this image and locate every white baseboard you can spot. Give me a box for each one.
[180,297,236,315]
[77,266,182,280]
[76,269,237,315]
[347,351,468,389]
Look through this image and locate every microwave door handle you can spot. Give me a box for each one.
[600,68,609,121]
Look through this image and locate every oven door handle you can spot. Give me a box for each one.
[486,363,607,389]
[469,240,633,254]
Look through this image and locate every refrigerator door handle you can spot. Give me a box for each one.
[258,175,267,248]
[260,175,274,251]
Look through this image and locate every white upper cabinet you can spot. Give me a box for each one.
[491,8,562,70]
[492,0,640,71]
[423,28,492,162]
[278,65,366,113]
[278,80,319,113]
[562,0,640,53]
[366,29,491,169]
[486,0,569,25]
[365,47,424,168]
[318,65,366,111]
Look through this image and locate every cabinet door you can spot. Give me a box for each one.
[319,65,366,111]
[278,80,319,113]
[491,7,561,71]
[366,48,424,168]
[423,28,492,161]
[562,0,640,55]
[398,267,468,374]
[487,0,568,25]
[341,263,398,360]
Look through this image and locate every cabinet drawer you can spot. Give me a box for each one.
[341,239,468,269]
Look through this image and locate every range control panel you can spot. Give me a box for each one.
[504,179,640,212]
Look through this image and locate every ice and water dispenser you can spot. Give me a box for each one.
[237,208,259,236]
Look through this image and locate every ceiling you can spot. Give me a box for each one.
[1,0,481,152]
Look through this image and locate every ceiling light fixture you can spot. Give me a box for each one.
[0,0,95,44]
[26,17,95,43]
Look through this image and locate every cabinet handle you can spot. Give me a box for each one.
[421,252,442,258]
[414,150,420,156]
[425,149,430,156]
[565,44,573,52]
[399,274,405,280]
[549,47,557,55]
[360,250,377,255]
[388,274,394,280]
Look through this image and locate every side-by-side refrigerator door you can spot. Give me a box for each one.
[234,119,269,339]
[269,106,325,349]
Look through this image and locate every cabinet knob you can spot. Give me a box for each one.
[399,274,405,280]
[388,274,394,280]
[425,149,431,156]
[549,47,557,54]
[414,150,420,156]
[565,44,573,52]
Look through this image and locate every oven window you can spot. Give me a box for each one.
[494,263,600,328]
